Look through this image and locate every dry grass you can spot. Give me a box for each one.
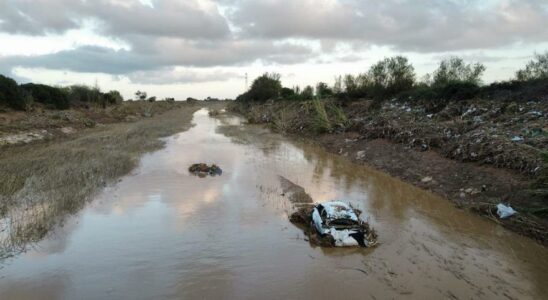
[0,103,202,258]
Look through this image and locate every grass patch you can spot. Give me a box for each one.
[311,99,332,133]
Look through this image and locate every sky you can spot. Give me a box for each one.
[0,0,547,100]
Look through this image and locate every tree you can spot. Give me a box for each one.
[301,85,314,100]
[333,76,343,95]
[135,90,147,101]
[368,56,415,96]
[105,90,123,104]
[147,96,156,102]
[0,74,26,110]
[281,87,295,99]
[432,57,486,87]
[20,83,69,109]
[315,82,333,98]
[239,73,282,102]
[516,51,548,81]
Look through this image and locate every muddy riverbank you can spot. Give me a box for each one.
[229,99,548,245]
[1,108,547,299]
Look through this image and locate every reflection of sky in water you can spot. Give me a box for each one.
[1,108,547,300]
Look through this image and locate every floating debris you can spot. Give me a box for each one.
[188,163,223,177]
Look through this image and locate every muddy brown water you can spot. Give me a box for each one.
[1,108,547,299]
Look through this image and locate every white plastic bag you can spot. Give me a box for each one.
[496,204,517,219]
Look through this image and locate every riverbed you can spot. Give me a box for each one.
[1,108,546,299]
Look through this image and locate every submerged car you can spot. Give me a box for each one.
[311,201,375,247]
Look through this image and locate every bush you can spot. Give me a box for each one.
[20,83,70,109]
[343,74,370,98]
[301,86,314,100]
[238,73,282,102]
[135,90,147,101]
[516,51,548,81]
[432,57,485,87]
[281,87,295,99]
[315,82,333,98]
[368,56,415,97]
[68,85,102,104]
[0,75,26,110]
[105,90,123,104]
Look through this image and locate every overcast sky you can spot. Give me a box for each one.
[1,0,547,99]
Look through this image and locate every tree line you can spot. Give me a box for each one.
[0,76,125,111]
[237,51,548,103]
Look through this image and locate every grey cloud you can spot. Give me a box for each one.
[0,41,313,74]
[227,0,548,52]
[0,0,230,39]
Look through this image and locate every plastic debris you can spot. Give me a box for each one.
[511,136,524,142]
[497,203,517,219]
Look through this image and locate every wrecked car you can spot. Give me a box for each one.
[312,201,376,247]
[188,163,223,177]
[290,201,377,248]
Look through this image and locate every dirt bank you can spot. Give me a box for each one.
[0,102,220,258]
[230,99,548,245]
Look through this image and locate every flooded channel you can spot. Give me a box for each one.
[1,108,547,299]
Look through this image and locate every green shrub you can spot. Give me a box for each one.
[105,90,123,104]
[301,86,314,100]
[315,82,333,98]
[0,75,26,110]
[432,57,485,87]
[368,56,415,97]
[68,85,102,104]
[516,51,548,81]
[281,87,295,99]
[238,73,282,102]
[20,83,69,109]
[311,99,331,133]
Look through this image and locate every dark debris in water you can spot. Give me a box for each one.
[188,163,223,177]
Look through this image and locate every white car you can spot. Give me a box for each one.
[311,201,373,247]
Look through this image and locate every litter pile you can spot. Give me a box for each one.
[188,163,223,177]
[290,201,377,248]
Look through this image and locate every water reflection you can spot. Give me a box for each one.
[1,108,547,300]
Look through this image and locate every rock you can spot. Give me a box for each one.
[356,150,366,160]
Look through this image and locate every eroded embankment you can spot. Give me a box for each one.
[230,99,548,244]
[0,103,208,258]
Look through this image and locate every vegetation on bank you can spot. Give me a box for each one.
[231,52,548,240]
[236,51,548,105]
[0,75,127,111]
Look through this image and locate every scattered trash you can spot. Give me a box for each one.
[511,136,524,142]
[188,163,223,177]
[496,203,517,219]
